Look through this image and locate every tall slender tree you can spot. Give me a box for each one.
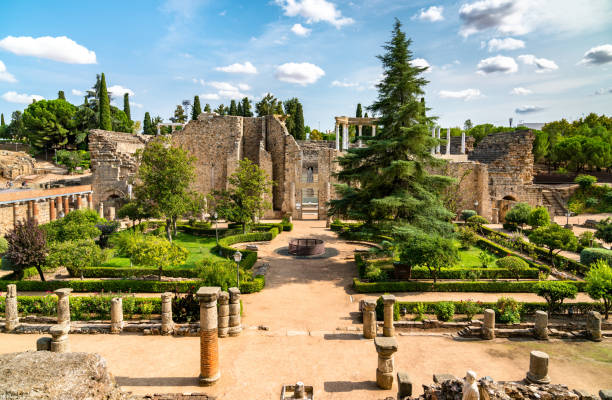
[98,73,112,130]
[237,101,243,117]
[294,102,305,140]
[143,112,153,135]
[229,100,238,116]
[329,19,453,237]
[192,95,201,120]
[123,93,131,121]
[363,112,371,137]
[58,91,66,100]
[204,103,211,113]
[1,113,5,126]
[356,103,363,118]
[241,97,253,117]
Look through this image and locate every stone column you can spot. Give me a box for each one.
[372,124,376,137]
[218,291,230,338]
[382,295,395,337]
[54,288,72,326]
[5,284,19,331]
[87,193,93,209]
[431,127,436,155]
[108,206,116,221]
[526,350,551,384]
[446,128,451,155]
[461,131,466,154]
[290,181,296,214]
[12,203,18,227]
[534,310,548,340]
[358,125,363,147]
[362,300,376,339]
[196,287,221,386]
[49,198,56,221]
[161,292,174,335]
[110,297,123,334]
[375,337,398,389]
[76,195,82,210]
[335,123,340,150]
[98,202,104,219]
[586,311,602,342]
[31,201,39,222]
[228,287,242,337]
[49,324,70,353]
[435,127,440,154]
[63,196,69,215]
[482,309,495,340]
[56,196,63,215]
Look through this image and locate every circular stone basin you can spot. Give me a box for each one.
[288,238,325,256]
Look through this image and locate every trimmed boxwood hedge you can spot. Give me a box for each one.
[580,247,612,266]
[78,267,199,278]
[476,237,551,274]
[395,300,605,316]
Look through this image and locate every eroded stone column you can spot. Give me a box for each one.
[586,311,602,342]
[435,127,440,154]
[49,324,70,353]
[161,292,174,335]
[375,336,398,389]
[98,202,104,219]
[335,123,340,150]
[363,300,376,339]
[482,309,495,340]
[5,284,19,331]
[110,297,123,334]
[54,288,72,325]
[197,286,220,386]
[382,295,395,337]
[445,128,451,155]
[343,123,349,151]
[358,125,363,147]
[108,206,116,221]
[49,198,56,221]
[534,310,548,340]
[461,131,466,154]
[217,291,230,338]
[526,350,551,384]
[228,287,242,337]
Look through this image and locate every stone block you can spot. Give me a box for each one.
[600,390,612,400]
[374,337,398,353]
[433,373,456,383]
[573,389,598,400]
[376,368,394,390]
[397,371,412,398]
[36,337,51,351]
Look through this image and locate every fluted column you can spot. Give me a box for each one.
[197,287,221,386]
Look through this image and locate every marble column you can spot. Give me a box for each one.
[435,127,440,154]
[362,300,376,339]
[382,295,396,337]
[343,123,349,151]
[358,125,363,147]
[161,292,174,335]
[228,287,242,337]
[98,202,104,219]
[461,131,466,154]
[217,291,230,338]
[372,124,376,137]
[586,311,602,342]
[431,127,436,155]
[446,128,451,155]
[534,310,548,340]
[49,198,56,221]
[526,350,551,384]
[197,287,221,386]
[110,297,123,334]
[335,123,340,150]
[482,309,495,340]
[54,288,72,325]
[5,284,19,331]
[375,337,398,389]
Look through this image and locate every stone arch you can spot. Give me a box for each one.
[498,194,519,222]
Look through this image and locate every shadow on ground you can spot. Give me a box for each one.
[115,376,198,386]
[323,380,378,392]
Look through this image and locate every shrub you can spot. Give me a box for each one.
[496,297,521,323]
[0,237,7,255]
[585,197,599,208]
[461,210,477,221]
[528,223,578,261]
[42,209,103,243]
[534,281,578,314]
[478,251,495,268]
[396,229,458,283]
[575,174,597,191]
[466,215,488,228]
[5,219,48,281]
[527,207,550,229]
[46,239,113,277]
[495,256,529,281]
[457,226,478,249]
[434,301,455,321]
[578,231,595,249]
[197,259,239,291]
[504,203,532,228]
[595,218,612,245]
[414,302,425,321]
[130,236,189,280]
[462,300,481,320]
[580,248,612,266]
[109,230,144,258]
[375,294,400,321]
[584,259,612,319]
[172,286,200,323]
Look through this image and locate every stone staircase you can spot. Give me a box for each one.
[542,189,567,216]
[456,324,481,338]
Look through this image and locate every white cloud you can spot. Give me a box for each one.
[209,81,237,91]
[331,80,358,88]
[237,83,251,91]
[1,91,44,104]
[487,37,525,51]
[438,88,483,101]
[459,0,529,37]
[215,61,257,74]
[107,85,134,97]
[275,62,325,85]
[595,88,612,95]
[71,89,83,96]
[518,54,558,73]
[412,58,431,72]
[275,0,354,28]
[579,44,612,66]
[130,102,143,109]
[200,93,220,100]
[204,82,250,100]
[291,23,312,36]
[0,35,96,64]
[413,6,444,22]
[477,55,518,74]
[192,78,205,86]
[515,105,544,114]
[511,87,532,95]
[0,60,16,83]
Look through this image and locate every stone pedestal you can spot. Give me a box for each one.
[382,295,395,337]
[586,311,602,342]
[110,297,123,334]
[294,381,306,399]
[161,292,174,335]
[482,309,495,340]
[5,284,19,331]
[374,336,398,389]
[197,287,221,386]
[534,310,548,340]
[362,300,377,339]
[526,350,551,384]
[36,337,51,351]
[217,291,230,338]
[54,288,72,325]
[228,287,242,337]
[49,324,70,353]
[397,371,412,399]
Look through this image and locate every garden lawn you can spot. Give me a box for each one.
[456,243,499,268]
[102,232,226,269]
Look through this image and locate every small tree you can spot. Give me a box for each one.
[585,259,612,319]
[213,158,274,234]
[528,223,578,264]
[192,95,202,120]
[595,217,612,246]
[5,219,48,281]
[130,236,188,280]
[527,206,550,229]
[534,281,577,315]
[496,256,529,281]
[42,209,103,243]
[575,174,597,192]
[504,202,531,230]
[457,226,477,249]
[396,228,458,283]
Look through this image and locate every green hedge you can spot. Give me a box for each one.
[352,278,585,293]
[240,275,265,294]
[215,227,279,270]
[78,267,199,278]
[395,301,605,316]
[580,247,612,266]
[177,224,241,238]
[476,237,551,274]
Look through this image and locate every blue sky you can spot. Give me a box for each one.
[0,0,611,131]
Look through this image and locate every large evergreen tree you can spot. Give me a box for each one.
[58,91,66,100]
[255,93,279,116]
[241,97,253,117]
[204,103,211,113]
[98,73,112,130]
[229,100,238,116]
[1,113,5,126]
[124,93,131,121]
[329,19,453,237]
[237,101,243,117]
[356,103,362,118]
[294,102,305,140]
[171,105,186,123]
[192,95,201,120]
[143,112,153,135]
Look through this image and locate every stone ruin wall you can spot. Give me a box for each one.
[0,150,36,180]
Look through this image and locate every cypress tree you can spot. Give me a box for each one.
[329,19,453,237]
[229,100,238,116]
[98,73,112,130]
[294,102,305,140]
[204,103,211,113]
[143,112,152,135]
[237,101,243,116]
[241,97,253,117]
[1,113,4,126]
[124,93,131,121]
[192,95,202,120]
[356,103,362,118]
[58,91,66,100]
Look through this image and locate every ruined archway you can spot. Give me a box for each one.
[498,195,518,223]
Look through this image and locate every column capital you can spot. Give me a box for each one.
[197,286,221,303]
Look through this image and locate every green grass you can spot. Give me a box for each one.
[457,243,500,268]
[102,232,226,269]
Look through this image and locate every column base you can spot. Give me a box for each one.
[228,326,242,337]
[382,327,394,337]
[110,322,123,334]
[481,328,495,340]
[161,323,174,336]
[376,368,394,389]
[588,332,602,342]
[218,327,229,337]
[526,371,550,384]
[199,371,221,386]
[5,320,19,332]
[50,338,69,353]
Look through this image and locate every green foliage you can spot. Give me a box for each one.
[255,93,280,116]
[496,256,529,281]
[192,95,202,120]
[55,149,89,172]
[534,281,578,314]
[595,218,612,244]
[22,99,78,152]
[5,219,48,281]
[434,301,455,321]
[41,209,103,243]
[414,302,425,320]
[463,300,481,320]
[46,239,112,276]
[240,97,253,117]
[461,210,477,221]
[172,287,199,322]
[578,231,595,249]
[396,228,459,282]
[129,235,188,279]
[109,230,144,258]
[575,174,598,191]
[196,258,244,291]
[584,260,612,319]
[478,251,496,268]
[504,203,531,227]
[457,226,478,249]
[496,296,521,323]
[228,100,238,116]
[527,206,550,229]
[0,237,8,254]
[353,278,583,293]
[143,112,153,134]
[580,247,612,266]
[283,98,305,140]
[528,223,577,259]
[123,93,131,121]
[98,73,112,130]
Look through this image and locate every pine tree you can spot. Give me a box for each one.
[143,112,153,135]
[356,103,362,118]
[192,95,202,120]
[58,91,66,100]
[1,113,4,126]
[329,19,453,237]
[275,102,284,115]
[204,104,211,113]
[294,102,305,140]
[98,73,112,130]
[214,104,226,115]
[237,101,243,117]
[124,93,131,121]
[241,97,253,117]
[229,100,238,116]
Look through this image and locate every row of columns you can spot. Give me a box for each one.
[11,192,93,226]
[430,127,466,155]
[335,123,377,152]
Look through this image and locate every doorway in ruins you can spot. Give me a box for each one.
[300,188,319,220]
[498,195,517,222]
